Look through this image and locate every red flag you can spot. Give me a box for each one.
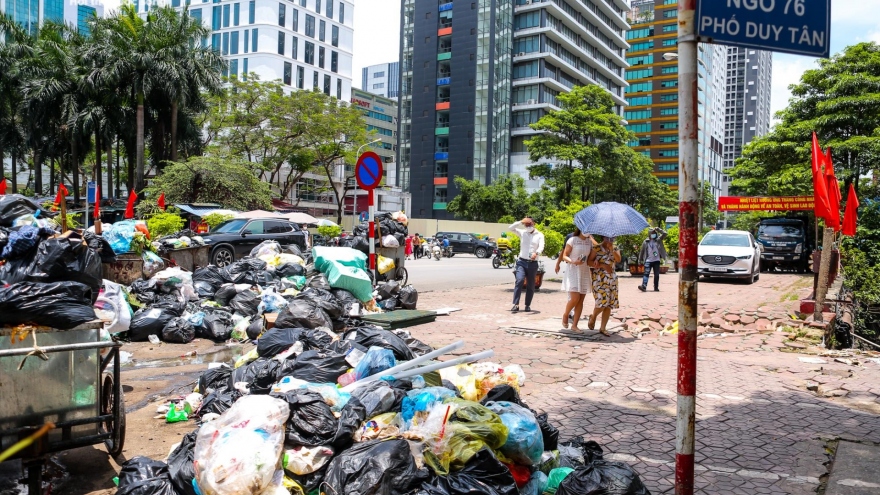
[125,189,137,219]
[52,184,69,211]
[811,133,834,223]
[0,178,6,195]
[842,184,860,236]
[823,147,841,231]
[157,192,166,211]
[94,185,101,219]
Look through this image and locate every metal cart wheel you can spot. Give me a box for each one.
[100,372,126,458]
[396,267,408,286]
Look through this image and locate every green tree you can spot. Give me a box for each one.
[144,155,272,210]
[700,181,719,228]
[446,174,531,223]
[730,42,880,199]
[542,200,590,238]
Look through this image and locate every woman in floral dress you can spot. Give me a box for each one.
[587,235,622,335]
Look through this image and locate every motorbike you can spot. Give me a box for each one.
[443,246,454,258]
[492,247,516,269]
[431,242,443,261]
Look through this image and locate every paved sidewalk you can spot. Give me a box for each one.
[413,273,880,495]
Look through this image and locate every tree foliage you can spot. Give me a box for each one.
[730,42,880,199]
[446,175,531,223]
[145,156,272,211]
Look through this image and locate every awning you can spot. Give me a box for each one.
[285,212,319,225]
[174,203,225,217]
[235,209,283,219]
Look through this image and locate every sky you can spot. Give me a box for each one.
[98,0,880,122]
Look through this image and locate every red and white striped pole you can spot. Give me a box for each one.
[368,189,376,282]
[676,2,699,494]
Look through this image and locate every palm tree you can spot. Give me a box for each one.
[0,13,30,193]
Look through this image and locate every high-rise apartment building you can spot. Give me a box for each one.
[0,0,103,35]
[624,0,725,196]
[161,0,354,102]
[721,47,772,194]
[397,0,630,219]
[361,62,400,99]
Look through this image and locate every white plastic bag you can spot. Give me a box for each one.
[282,446,334,475]
[381,234,400,248]
[94,280,132,335]
[193,395,289,495]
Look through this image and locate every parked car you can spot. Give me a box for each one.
[435,231,496,258]
[697,230,761,284]
[755,218,810,273]
[202,218,307,266]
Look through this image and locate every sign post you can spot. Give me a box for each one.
[86,181,96,229]
[355,152,384,283]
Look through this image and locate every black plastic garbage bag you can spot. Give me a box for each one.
[197,366,232,395]
[197,390,240,417]
[392,330,433,357]
[306,273,332,291]
[30,236,103,296]
[192,265,225,290]
[277,348,349,383]
[345,326,415,360]
[129,306,180,341]
[351,381,399,418]
[331,288,359,314]
[376,280,400,301]
[270,389,338,446]
[254,270,276,286]
[166,430,198,495]
[162,317,196,344]
[257,327,307,358]
[399,285,419,310]
[199,311,234,341]
[83,230,117,263]
[556,456,652,495]
[116,457,176,495]
[275,298,333,330]
[193,281,216,298]
[536,412,560,452]
[129,278,158,304]
[332,396,367,448]
[0,194,42,227]
[213,283,239,306]
[221,258,266,284]
[229,290,260,316]
[322,438,426,495]
[416,449,518,495]
[0,228,8,250]
[276,262,305,278]
[353,222,368,236]
[380,297,398,311]
[229,357,281,395]
[0,281,96,330]
[297,287,345,319]
[246,316,264,340]
[289,464,328,494]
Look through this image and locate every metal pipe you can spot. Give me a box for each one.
[0,341,119,358]
[383,349,495,381]
[342,340,465,392]
[676,2,699,494]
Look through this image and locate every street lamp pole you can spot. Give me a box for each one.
[675,2,699,494]
[351,138,382,230]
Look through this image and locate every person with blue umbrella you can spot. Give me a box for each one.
[574,202,649,335]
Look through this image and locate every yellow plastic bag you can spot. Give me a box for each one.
[440,365,481,402]
[377,255,396,275]
[423,399,509,475]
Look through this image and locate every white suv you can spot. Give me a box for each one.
[697,230,761,284]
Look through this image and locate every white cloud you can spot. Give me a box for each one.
[770,54,817,124]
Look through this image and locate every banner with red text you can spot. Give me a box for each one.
[718,196,815,212]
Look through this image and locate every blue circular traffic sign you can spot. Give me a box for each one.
[355,152,383,190]
[359,211,369,222]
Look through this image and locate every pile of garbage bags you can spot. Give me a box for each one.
[341,210,409,253]
[119,325,652,495]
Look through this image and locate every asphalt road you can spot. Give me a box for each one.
[405,253,558,292]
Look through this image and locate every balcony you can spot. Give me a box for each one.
[437,52,451,61]
[435,127,449,136]
[437,77,450,85]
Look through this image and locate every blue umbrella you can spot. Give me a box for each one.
[573,202,649,238]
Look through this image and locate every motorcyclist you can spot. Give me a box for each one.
[496,232,510,252]
[441,236,452,257]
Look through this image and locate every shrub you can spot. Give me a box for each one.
[147,212,185,238]
[203,212,234,229]
[318,225,342,239]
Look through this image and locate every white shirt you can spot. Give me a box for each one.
[509,221,545,260]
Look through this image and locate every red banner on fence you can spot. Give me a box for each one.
[718,196,815,212]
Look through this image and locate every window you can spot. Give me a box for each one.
[230,59,239,77]
[172,0,180,6]
[374,71,385,78]
[211,33,220,50]
[283,62,292,84]
[373,83,384,89]
[659,135,678,143]
[660,79,678,88]
[316,0,321,14]
[212,6,220,29]
[512,110,542,127]
[243,58,248,78]
[326,0,333,18]
[318,46,325,68]
[626,123,651,133]
[278,3,285,26]
[230,31,239,54]
[313,71,318,89]
[660,107,678,115]
[627,54,653,66]
[626,95,652,106]
[319,20,325,41]
[625,109,651,120]
[252,28,258,51]
[513,11,540,29]
[291,36,298,58]
[331,51,338,72]
[305,14,315,37]
[324,74,331,95]
[659,177,679,185]
[339,2,344,23]
[660,93,678,102]
[299,0,305,5]
[266,221,293,233]
[297,66,304,88]
[625,82,652,93]
[661,38,677,47]
[627,41,653,52]
[248,0,255,23]
[244,221,265,234]
[658,150,679,157]
[222,32,229,54]
[233,2,240,25]
[658,164,677,171]
[625,68,652,80]
[512,61,539,79]
[661,66,678,74]
[662,25,676,32]
[627,27,653,40]
[331,25,338,46]
[662,0,677,4]
[662,9,677,18]
[305,41,314,64]
[513,35,539,54]
[277,31,285,55]
[223,3,230,27]
[292,9,298,30]
[337,78,341,99]
[659,121,678,129]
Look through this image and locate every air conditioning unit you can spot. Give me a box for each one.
[526,0,532,4]
[517,52,525,56]
[527,99,536,104]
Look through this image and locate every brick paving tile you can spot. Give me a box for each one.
[412,273,880,495]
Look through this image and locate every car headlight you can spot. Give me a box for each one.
[736,255,752,260]
[795,243,803,254]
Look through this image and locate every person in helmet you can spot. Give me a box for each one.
[496,232,510,252]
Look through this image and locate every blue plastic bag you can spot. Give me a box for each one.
[353,346,396,381]
[485,401,544,465]
[521,470,548,495]
[105,221,137,254]
[400,387,456,424]
[258,288,289,314]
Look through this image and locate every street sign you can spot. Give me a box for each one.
[87,181,97,203]
[355,152,383,190]
[695,0,830,58]
[359,211,369,222]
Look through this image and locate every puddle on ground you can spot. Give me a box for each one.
[120,344,247,370]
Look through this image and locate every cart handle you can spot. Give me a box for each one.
[0,340,120,358]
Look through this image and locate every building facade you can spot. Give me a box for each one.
[160,0,354,102]
[721,47,772,195]
[624,0,725,197]
[361,62,400,99]
[0,0,103,35]
[398,0,630,219]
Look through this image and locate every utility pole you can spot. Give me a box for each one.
[676,2,699,494]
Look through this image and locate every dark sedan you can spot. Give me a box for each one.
[202,218,307,266]
[435,231,496,258]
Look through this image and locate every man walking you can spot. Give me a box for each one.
[509,217,544,312]
[638,227,668,292]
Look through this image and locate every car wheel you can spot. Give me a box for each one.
[475,247,488,258]
[212,246,234,267]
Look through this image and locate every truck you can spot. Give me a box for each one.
[755,218,810,273]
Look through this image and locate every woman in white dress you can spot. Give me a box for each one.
[556,229,594,331]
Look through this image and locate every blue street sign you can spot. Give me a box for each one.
[355,151,383,190]
[87,181,97,203]
[359,211,369,222]
[695,0,830,58]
